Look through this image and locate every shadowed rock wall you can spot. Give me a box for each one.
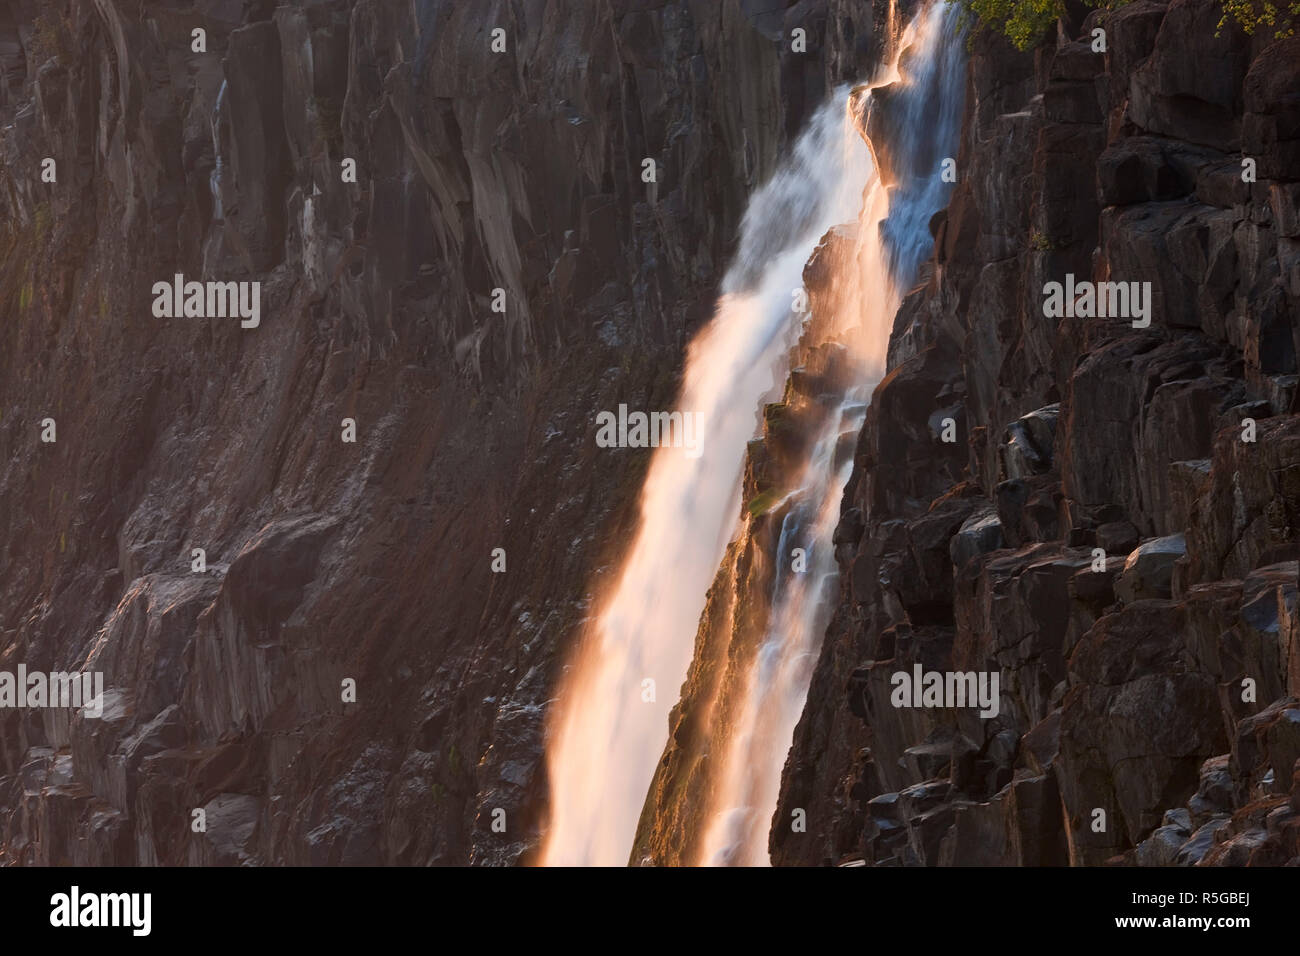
[0,0,885,865]
[774,0,1300,867]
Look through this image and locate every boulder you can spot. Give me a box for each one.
[1185,416,1300,582]
[949,505,1004,570]
[1059,600,1229,861]
[1104,1,1169,108]
[995,474,1062,547]
[1127,0,1251,148]
[1233,697,1300,799]
[1242,38,1300,181]
[1116,534,1187,602]
[999,403,1060,479]
[1097,136,1225,206]
[1175,813,1231,864]
[1096,520,1140,555]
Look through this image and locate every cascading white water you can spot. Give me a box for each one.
[542,92,871,868]
[541,0,965,867]
[696,0,967,867]
[203,79,228,276]
[210,78,227,223]
[697,393,869,866]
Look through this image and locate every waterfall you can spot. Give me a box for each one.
[210,78,227,223]
[203,78,228,276]
[697,0,966,867]
[541,0,965,867]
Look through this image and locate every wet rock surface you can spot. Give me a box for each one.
[0,0,890,865]
[3,0,1297,869]
[774,0,1300,867]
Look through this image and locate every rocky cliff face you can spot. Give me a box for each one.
[774,0,1300,866]
[5,0,1294,870]
[0,0,886,865]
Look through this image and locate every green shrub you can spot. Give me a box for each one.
[1217,0,1300,36]
[958,0,1065,50]
[746,489,781,518]
[953,0,1299,50]
[1029,229,1059,251]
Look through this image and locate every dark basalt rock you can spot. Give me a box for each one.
[0,0,898,866]
[1128,0,1252,149]
[1242,37,1300,181]
[3,0,1298,869]
[773,5,1300,869]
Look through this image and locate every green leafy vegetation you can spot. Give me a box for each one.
[956,0,1067,50]
[1217,0,1300,36]
[1029,229,1062,251]
[952,0,1299,50]
[746,488,781,518]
